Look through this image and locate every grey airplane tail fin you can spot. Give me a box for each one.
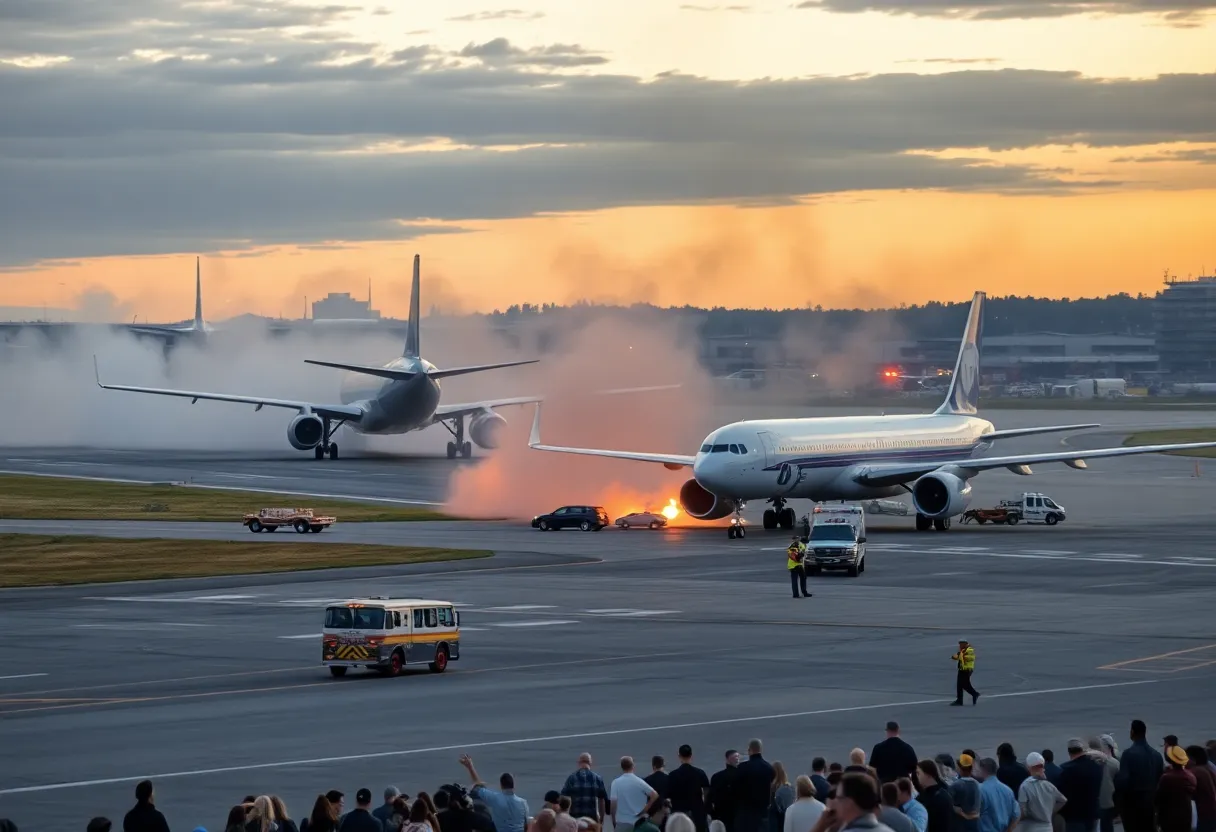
[404,254,420,358]
[193,256,203,330]
[935,291,984,416]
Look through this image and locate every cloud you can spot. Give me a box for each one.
[898,57,1002,64]
[457,38,609,67]
[680,4,754,10]
[793,0,1216,20]
[0,1,1213,265]
[447,9,546,22]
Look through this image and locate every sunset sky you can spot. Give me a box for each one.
[2,0,1215,320]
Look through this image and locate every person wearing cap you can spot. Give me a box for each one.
[787,536,810,599]
[1018,754,1066,832]
[1113,720,1164,832]
[949,754,982,832]
[1058,739,1103,832]
[335,789,384,832]
[1155,745,1197,832]
[1084,738,1119,832]
[950,641,979,706]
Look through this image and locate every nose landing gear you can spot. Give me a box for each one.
[727,501,747,539]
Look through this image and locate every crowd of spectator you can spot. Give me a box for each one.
[4,719,1213,832]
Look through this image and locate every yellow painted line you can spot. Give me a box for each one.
[1099,643,1216,671]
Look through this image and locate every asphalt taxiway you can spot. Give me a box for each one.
[3,411,1216,829]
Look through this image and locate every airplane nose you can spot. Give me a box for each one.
[693,455,724,491]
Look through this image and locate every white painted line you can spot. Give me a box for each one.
[189,594,258,601]
[587,609,645,614]
[459,626,488,632]
[600,611,679,617]
[0,678,1162,796]
[490,620,575,628]
[1022,550,1075,556]
[1175,556,1214,562]
[276,599,345,606]
[892,549,1216,569]
[929,546,991,552]
[207,473,298,481]
[0,673,48,681]
[931,572,968,577]
[482,605,556,611]
[1087,582,1142,589]
[1091,553,1143,560]
[278,633,321,640]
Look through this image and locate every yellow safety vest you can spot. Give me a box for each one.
[954,646,975,671]
[787,543,805,570]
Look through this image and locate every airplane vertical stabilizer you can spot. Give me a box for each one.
[194,257,203,330]
[404,254,421,358]
[934,291,984,416]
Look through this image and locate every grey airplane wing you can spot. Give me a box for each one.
[852,440,1216,488]
[526,402,696,469]
[431,396,545,422]
[94,358,364,421]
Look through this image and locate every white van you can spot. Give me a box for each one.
[322,597,460,678]
[806,505,867,577]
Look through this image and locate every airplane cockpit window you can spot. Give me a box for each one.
[700,444,712,453]
[738,444,748,454]
[712,444,728,453]
[729,444,739,454]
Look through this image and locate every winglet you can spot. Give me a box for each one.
[936,291,984,416]
[404,254,421,358]
[529,402,542,447]
[93,354,102,387]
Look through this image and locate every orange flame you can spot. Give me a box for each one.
[661,498,679,520]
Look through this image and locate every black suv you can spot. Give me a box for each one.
[531,505,611,531]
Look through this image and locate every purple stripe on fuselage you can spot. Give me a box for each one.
[761,443,985,472]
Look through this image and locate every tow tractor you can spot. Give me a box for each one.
[244,507,336,534]
[961,492,1066,526]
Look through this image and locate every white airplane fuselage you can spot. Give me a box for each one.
[691,413,996,502]
[338,357,442,435]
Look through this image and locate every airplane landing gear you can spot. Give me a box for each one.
[727,501,747,539]
[762,497,796,531]
[312,417,345,460]
[443,415,472,459]
[915,513,951,531]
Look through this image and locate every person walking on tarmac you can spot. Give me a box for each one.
[787,536,811,599]
[952,640,980,706]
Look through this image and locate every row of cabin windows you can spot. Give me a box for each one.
[699,443,749,454]
[780,437,966,454]
[326,606,455,630]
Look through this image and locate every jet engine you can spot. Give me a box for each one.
[469,412,507,449]
[679,478,736,521]
[287,414,324,450]
[911,470,973,518]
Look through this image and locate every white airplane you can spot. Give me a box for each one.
[126,256,211,341]
[529,290,1216,538]
[97,255,541,460]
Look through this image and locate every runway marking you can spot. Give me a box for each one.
[1099,643,1216,672]
[0,673,48,681]
[1086,582,1142,589]
[590,610,679,617]
[279,633,321,640]
[1091,554,1143,560]
[490,620,575,628]
[206,472,299,481]
[892,549,1216,569]
[189,594,259,600]
[0,677,1164,795]
[1021,550,1075,556]
[481,605,557,611]
[72,623,212,631]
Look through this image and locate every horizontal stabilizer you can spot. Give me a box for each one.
[528,403,695,469]
[428,359,539,380]
[983,424,1100,441]
[303,359,416,381]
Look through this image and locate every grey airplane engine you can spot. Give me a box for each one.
[287,414,325,450]
[911,470,973,518]
[469,412,507,449]
[679,478,736,520]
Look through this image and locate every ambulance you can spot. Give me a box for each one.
[322,597,460,678]
[807,504,867,577]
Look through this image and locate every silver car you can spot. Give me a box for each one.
[615,511,668,530]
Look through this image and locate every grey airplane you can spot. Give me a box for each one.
[127,256,211,342]
[95,255,541,460]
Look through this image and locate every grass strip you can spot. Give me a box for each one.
[1123,428,1216,458]
[0,534,489,587]
[0,473,450,521]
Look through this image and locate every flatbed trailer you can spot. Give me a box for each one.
[244,507,336,534]
[961,507,1020,525]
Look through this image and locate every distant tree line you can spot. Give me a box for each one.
[484,293,1157,339]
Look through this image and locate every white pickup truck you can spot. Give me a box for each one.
[961,492,1066,526]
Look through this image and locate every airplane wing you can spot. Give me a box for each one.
[852,440,1216,488]
[428,359,538,380]
[432,396,545,421]
[527,403,696,470]
[94,357,365,421]
[304,359,415,381]
[982,423,1100,441]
